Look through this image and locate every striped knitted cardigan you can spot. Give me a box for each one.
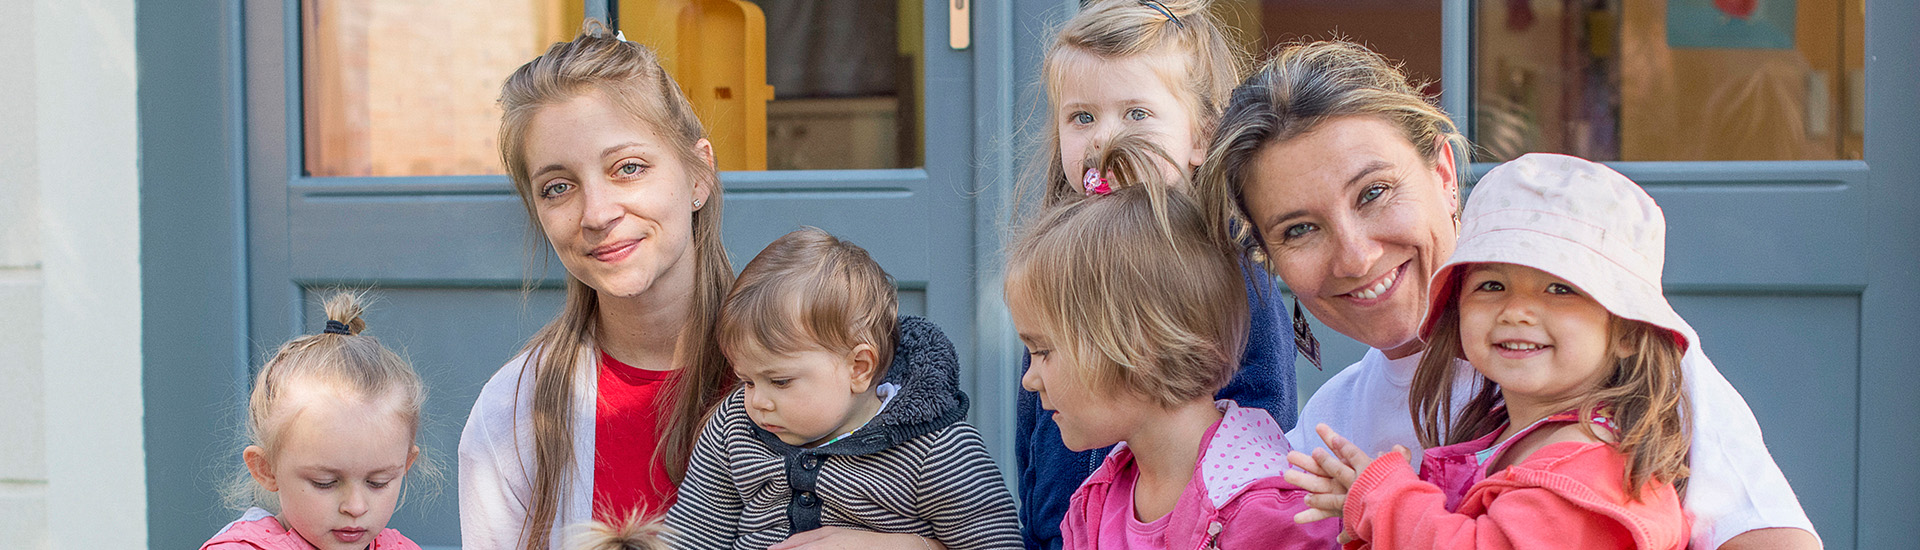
[665,316,1022,550]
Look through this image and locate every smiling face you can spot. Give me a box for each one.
[246,387,416,550]
[1053,50,1204,186]
[732,343,882,448]
[521,91,714,300]
[1243,115,1459,357]
[1456,263,1626,415]
[1007,284,1145,452]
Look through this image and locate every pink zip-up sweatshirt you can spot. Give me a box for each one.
[201,508,423,550]
[1061,400,1341,550]
[1341,414,1688,550]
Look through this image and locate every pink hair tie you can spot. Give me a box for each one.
[1082,168,1112,196]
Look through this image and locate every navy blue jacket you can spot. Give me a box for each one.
[1014,260,1300,550]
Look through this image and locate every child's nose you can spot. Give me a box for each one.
[1496,296,1539,325]
[1020,364,1042,393]
[748,389,774,411]
[340,487,369,517]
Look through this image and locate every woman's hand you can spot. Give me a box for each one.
[1283,424,1406,525]
[767,527,945,550]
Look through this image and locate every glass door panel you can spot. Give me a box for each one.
[300,0,574,177]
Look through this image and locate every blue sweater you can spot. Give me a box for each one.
[1014,260,1300,550]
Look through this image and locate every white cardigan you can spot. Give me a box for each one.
[459,347,598,550]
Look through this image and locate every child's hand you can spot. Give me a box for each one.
[1282,424,1409,525]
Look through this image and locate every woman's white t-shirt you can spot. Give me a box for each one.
[1288,347,1819,549]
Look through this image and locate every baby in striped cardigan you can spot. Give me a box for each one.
[664,227,1021,550]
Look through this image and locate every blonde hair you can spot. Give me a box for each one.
[497,20,734,549]
[1411,275,1691,501]
[1031,0,1243,208]
[563,514,671,550]
[717,228,900,381]
[1196,39,1466,252]
[225,291,432,511]
[1007,137,1247,406]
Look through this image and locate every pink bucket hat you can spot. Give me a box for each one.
[1420,153,1695,352]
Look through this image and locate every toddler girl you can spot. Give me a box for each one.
[1018,2,1300,548]
[203,292,427,550]
[667,228,1020,549]
[1288,154,1696,548]
[1006,143,1336,550]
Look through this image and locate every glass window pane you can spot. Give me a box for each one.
[301,0,573,177]
[1473,0,1865,162]
[1216,0,1446,98]
[619,0,925,171]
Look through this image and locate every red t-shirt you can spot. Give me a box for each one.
[592,350,681,522]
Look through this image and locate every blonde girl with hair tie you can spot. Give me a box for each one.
[203,292,431,550]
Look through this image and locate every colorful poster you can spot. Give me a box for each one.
[1667,0,1797,49]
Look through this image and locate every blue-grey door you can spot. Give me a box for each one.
[139,0,1041,548]
[140,1,1920,549]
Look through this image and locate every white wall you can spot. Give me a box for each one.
[0,0,145,548]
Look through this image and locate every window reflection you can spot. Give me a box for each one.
[1474,0,1865,162]
[301,0,571,177]
[303,0,926,177]
[618,0,924,171]
[1216,0,1445,100]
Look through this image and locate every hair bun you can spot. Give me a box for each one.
[321,291,369,336]
[579,17,616,40]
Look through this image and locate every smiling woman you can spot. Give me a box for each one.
[1197,40,1821,550]
[457,21,735,550]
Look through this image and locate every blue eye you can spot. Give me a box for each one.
[1359,184,1387,204]
[1281,223,1317,241]
[539,181,573,199]
[1126,108,1149,121]
[616,161,645,176]
[1070,112,1093,125]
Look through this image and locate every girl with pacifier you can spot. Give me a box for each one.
[203,292,428,550]
[1019,3,1301,548]
[1006,142,1336,550]
[1286,154,1699,549]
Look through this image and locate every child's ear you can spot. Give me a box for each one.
[1612,326,1638,360]
[243,445,278,492]
[847,344,879,393]
[406,445,420,472]
[1188,134,1208,170]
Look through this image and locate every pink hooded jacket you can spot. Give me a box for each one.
[1340,413,1688,550]
[1061,401,1340,550]
[200,508,423,550]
